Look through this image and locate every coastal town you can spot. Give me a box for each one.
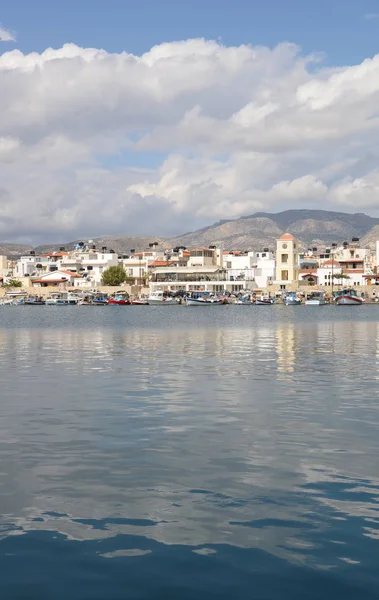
[0,232,379,305]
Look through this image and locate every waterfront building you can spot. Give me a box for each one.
[223,250,275,289]
[275,234,299,289]
[60,248,119,285]
[149,265,253,295]
[31,270,81,288]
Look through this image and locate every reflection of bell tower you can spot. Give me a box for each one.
[275,233,299,285]
[275,324,296,377]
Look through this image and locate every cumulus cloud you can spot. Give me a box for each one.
[0,24,15,42]
[1,38,379,242]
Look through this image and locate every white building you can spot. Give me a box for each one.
[150,265,253,294]
[252,251,276,289]
[223,250,275,289]
[31,270,82,288]
[188,248,218,268]
[60,249,119,285]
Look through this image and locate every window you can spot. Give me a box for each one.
[262,253,266,257]
[281,270,289,281]
[281,254,288,263]
[282,243,287,249]
[226,261,232,268]
[128,269,133,276]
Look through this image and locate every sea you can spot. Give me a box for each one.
[0,305,378,599]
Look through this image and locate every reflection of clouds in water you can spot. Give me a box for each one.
[0,320,378,568]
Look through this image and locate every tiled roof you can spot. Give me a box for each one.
[61,270,81,277]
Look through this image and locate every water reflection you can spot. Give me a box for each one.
[0,317,378,582]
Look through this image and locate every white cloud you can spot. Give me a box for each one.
[0,24,15,42]
[1,38,379,242]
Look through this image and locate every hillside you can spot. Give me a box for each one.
[2,210,379,257]
[33,236,170,256]
[169,210,379,250]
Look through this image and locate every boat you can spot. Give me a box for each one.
[24,296,46,305]
[305,291,326,306]
[148,291,177,305]
[2,291,28,305]
[284,292,302,306]
[131,299,149,305]
[255,293,275,305]
[186,291,228,306]
[107,291,131,305]
[45,292,80,306]
[334,288,363,305]
[234,294,254,305]
[78,292,108,306]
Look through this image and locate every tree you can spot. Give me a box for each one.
[101,265,127,286]
[331,272,350,280]
[4,278,23,288]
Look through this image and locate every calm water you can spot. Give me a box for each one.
[1,305,379,599]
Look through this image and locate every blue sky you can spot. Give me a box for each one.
[2,0,379,65]
[2,0,379,243]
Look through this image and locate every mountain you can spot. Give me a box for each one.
[2,210,379,258]
[169,210,379,251]
[0,243,33,257]
[33,236,170,256]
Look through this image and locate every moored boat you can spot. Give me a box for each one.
[255,293,275,305]
[186,291,228,306]
[46,292,80,305]
[334,288,363,305]
[107,291,130,305]
[148,291,176,305]
[284,292,302,306]
[305,291,326,306]
[24,296,46,305]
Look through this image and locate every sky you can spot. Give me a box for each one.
[1,0,379,243]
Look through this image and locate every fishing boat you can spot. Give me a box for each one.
[77,292,108,306]
[46,292,80,306]
[334,288,363,305]
[107,291,130,305]
[131,298,149,305]
[24,296,46,305]
[148,291,176,305]
[305,291,326,306]
[284,292,302,306]
[255,293,275,305]
[234,294,254,305]
[186,291,228,306]
[2,291,28,305]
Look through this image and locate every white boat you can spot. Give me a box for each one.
[284,292,302,306]
[305,291,326,306]
[1,291,28,305]
[255,293,275,305]
[148,291,177,305]
[235,294,254,305]
[334,289,363,305]
[45,292,80,306]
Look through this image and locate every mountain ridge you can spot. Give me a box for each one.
[1,210,379,257]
